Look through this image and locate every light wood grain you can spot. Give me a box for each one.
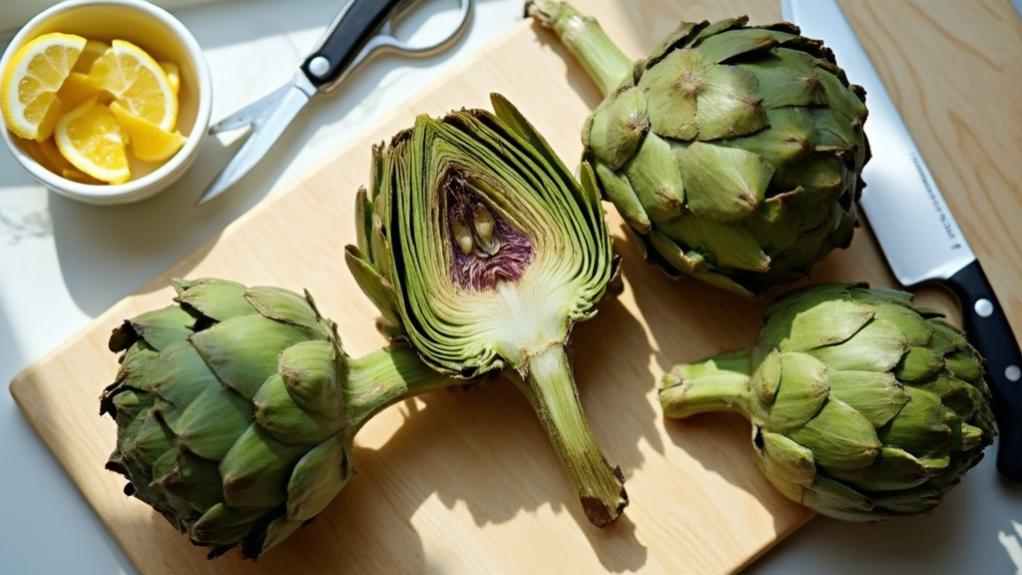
[9,1,1022,573]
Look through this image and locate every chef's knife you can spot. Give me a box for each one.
[783,0,1022,481]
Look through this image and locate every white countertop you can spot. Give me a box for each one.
[1,0,1019,573]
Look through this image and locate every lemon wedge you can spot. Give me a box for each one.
[74,39,110,73]
[1,33,87,141]
[89,40,176,131]
[55,98,130,183]
[57,72,105,111]
[160,62,180,95]
[109,101,186,163]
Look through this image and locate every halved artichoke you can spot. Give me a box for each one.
[101,279,450,558]
[529,1,869,296]
[345,94,627,525]
[660,284,996,519]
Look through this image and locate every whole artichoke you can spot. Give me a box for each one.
[100,278,450,558]
[529,1,869,296]
[660,284,995,520]
[345,94,627,526]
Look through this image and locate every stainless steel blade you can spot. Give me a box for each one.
[783,0,976,286]
[208,83,292,135]
[197,73,316,204]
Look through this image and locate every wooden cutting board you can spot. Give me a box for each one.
[10,1,1022,573]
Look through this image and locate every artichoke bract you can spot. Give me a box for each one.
[100,279,451,558]
[345,94,627,526]
[529,1,869,296]
[660,284,996,520]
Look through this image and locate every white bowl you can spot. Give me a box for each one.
[0,0,212,205]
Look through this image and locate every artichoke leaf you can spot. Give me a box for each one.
[191,503,267,547]
[174,279,253,322]
[676,142,773,222]
[171,384,253,460]
[285,434,351,522]
[659,214,769,273]
[125,305,196,352]
[808,318,907,373]
[894,346,944,382]
[775,299,874,352]
[695,64,769,141]
[191,315,317,399]
[788,397,880,469]
[587,86,649,169]
[253,374,340,445]
[765,352,829,432]
[220,427,307,510]
[639,49,702,141]
[801,476,876,521]
[822,446,929,492]
[623,132,685,221]
[879,386,953,462]
[757,430,816,487]
[827,370,908,428]
[594,161,650,233]
[244,286,324,333]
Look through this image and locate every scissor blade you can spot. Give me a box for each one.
[197,84,311,204]
[209,83,292,135]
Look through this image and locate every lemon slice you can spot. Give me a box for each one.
[74,39,110,73]
[160,62,180,95]
[89,40,177,131]
[1,32,87,141]
[58,72,104,111]
[109,101,186,163]
[55,98,130,183]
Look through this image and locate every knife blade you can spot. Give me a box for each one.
[783,0,1022,480]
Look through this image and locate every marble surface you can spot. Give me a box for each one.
[0,0,1019,573]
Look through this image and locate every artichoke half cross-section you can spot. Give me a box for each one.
[345,94,627,526]
[529,1,870,296]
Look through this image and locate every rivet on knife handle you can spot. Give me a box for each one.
[948,260,1022,481]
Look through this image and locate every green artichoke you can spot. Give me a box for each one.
[100,278,450,558]
[345,94,627,526]
[528,1,869,296]
[660,284,996,519]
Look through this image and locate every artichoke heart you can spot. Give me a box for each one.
[101,279,450,558]
[529,1,870,296]
[346,94,627,526]
[660,284,996,520]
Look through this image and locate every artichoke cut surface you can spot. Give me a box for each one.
[661,284,996,520]
[346,94,627,526]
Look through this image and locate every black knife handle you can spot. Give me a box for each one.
[947,260,1022,481]
[301,0,404,89]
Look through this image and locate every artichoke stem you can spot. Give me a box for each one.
[345,346,453,430]
[660,350,754,420]
[518,344,627,527]
[526,0,632,96]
